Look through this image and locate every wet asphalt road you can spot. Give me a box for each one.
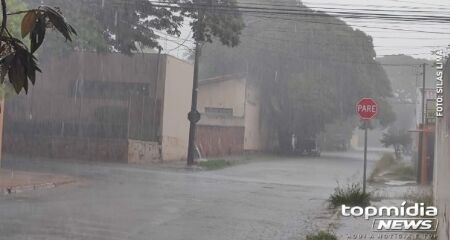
[0,151,383,240]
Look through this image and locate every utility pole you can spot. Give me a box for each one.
[187,42,202,166]
[417,63,426,183]
[187,2,205,166]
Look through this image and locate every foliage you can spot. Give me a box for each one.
[376,99,396,128]
[329,182,371,208]
[305,231,337,240]
[390,163,416,181]
[6,0,27,38]
[25,0,180,53]
[4,0,243,93]
[377,55,434,102]
[377,55,434,131]
[26,0,244,54]
[198,1,394,151]
[319,117,357,151]
[0,1,76,94]
[198,159,232,170]
[380,128,412,160]
[183,0,244,47]
[369,153,396,182]
[402,189,434,207]
[370,153,416,182]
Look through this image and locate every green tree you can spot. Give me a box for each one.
[0,0,76,94]
[4,0,243,95]
[198,1,395,152]
[380,128,412,160]
[0,0,27,98]
[377,55,434,131]
[6,0,27,38]
[25,0,244,54]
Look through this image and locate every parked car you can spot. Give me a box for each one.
[297,139,321,157]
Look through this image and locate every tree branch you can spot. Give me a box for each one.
[7,9,45,16]
[0,0,6,38]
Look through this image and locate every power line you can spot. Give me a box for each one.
[302,1,450,11]
[240,12,450,35]
[165,31,193,53]
[218,34,422,66]
[75,0,449,59]
[239,33,444,50]
[384,0,450,8]
[149,3,450,24]
[84,0,450,24]
[75,0,450,35]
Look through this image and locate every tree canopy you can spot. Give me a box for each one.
[198,1,395,151]
[25,0,244,54]
[377,55,434,130]
[380,128,412,159]
[0,0,76,94]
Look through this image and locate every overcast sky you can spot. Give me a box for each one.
[160,0,450,61]
[304,0,450,60]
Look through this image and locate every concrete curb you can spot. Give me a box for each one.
[2,180,76,195]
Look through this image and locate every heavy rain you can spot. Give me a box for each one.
[0,0,449,239]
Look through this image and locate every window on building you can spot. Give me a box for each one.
[70,80,151,100]
[205,107,233,117]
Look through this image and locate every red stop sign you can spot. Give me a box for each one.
[356,98,378,119]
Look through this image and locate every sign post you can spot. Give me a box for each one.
[363,120,368,194]
[356,98,378,194]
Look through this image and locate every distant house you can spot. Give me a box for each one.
[196,74,271,157]
[3,52,193,163]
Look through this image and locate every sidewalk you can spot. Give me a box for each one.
[0,169,76,194]
[334,184,433,239]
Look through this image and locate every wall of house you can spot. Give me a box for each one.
[196,77,246,157]
[434,59,450,240]
[196,126,245,157]
[3,52,165,162]
[197,78,246,118]
[160,55,193,161]
[244,83,264,151]
[4,135,128,161]
[128,140,160,164]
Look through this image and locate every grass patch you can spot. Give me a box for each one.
[369,153,396,182]
[329,182,371,208]
[402,189,434,207]
[197,159,232,170]
[388,163,416,181]
[401,189,436,232]
[306,231,337,240]
[369,153,416,182]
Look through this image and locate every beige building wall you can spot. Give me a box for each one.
[160,55,193,161]
[244,84,263,151]
[197,77,246,118]
[197,76,269,152]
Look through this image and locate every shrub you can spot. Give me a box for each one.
[369,153,396,182]
[403,189,434,207]
[329,182,371,208]
[198,159,231,170]
[390,164,416,181]
[306,231,337,240]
